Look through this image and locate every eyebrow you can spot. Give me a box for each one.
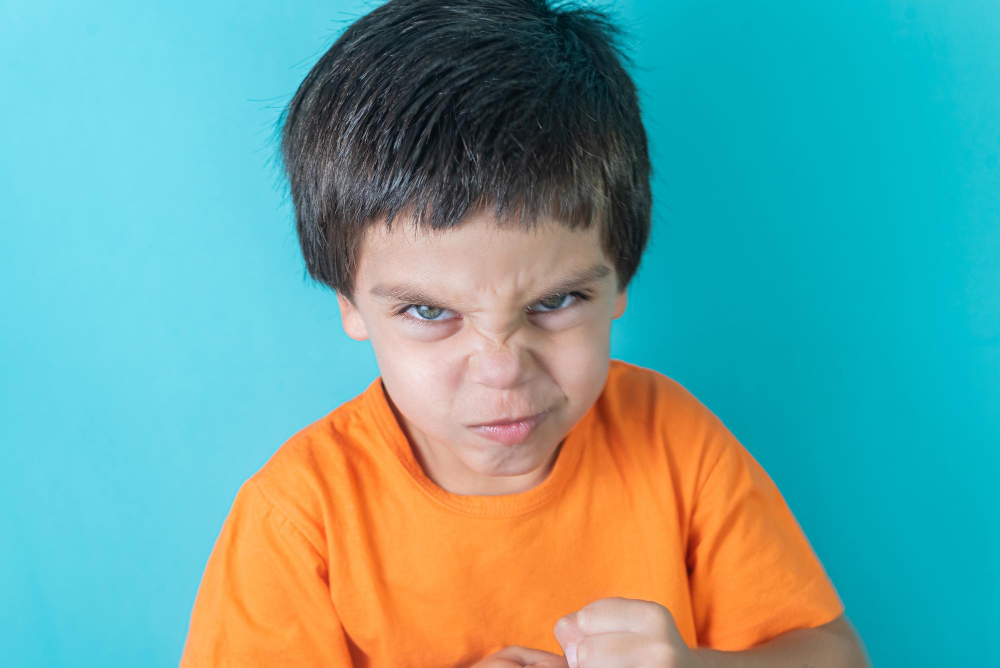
[369,262,612,308]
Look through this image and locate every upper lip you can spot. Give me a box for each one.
[470,410,549,427]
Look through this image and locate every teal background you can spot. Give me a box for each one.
[2,0,997,665]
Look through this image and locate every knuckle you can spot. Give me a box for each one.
[649,601,673,627]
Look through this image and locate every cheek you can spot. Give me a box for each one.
[374,343,459,412]
[545,328,611,398]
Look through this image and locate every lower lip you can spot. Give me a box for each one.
[469,411,551,446]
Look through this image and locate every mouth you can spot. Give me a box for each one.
[467,409,551,446]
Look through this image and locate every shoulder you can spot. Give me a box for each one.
[604,358,735,489]
[241,385,378,556]
[605,358,719,432]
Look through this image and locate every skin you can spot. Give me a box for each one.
[336,210,628,496]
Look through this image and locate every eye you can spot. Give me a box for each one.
[527,291,588,313]
[399,304,454,322]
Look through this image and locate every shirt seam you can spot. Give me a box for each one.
[246,477,327,561]
[691,428,728,513]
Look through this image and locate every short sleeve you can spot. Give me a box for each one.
[686,414,845,650]
[179,478,354,667]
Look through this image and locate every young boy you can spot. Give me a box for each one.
[180,1,868,666]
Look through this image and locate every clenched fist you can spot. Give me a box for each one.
[553,597,698,668]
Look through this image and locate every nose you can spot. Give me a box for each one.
[466,316,533,389]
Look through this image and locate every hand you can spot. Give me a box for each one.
[470,644,571,668]
[552,597,698,668]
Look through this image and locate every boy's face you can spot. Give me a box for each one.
[337,211,628,496]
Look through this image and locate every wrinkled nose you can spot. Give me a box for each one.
[466,317,531,389]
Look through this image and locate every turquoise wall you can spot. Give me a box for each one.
[2,1,996,665]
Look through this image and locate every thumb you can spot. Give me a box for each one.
[552,614,585,668]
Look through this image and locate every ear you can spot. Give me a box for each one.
[612,288,628,320]
[336,292,371,341]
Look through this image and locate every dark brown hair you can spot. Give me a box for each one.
[274,0,652,304]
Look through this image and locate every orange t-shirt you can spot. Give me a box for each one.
[179,358,844,667]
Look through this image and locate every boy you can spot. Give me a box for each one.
[180,1,869,666]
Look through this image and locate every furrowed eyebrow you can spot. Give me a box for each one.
[369,262,612,308]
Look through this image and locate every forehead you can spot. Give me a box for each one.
[358,213,611,302]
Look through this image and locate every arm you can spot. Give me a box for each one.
[693,614,871,668]
[179,479,354,667]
